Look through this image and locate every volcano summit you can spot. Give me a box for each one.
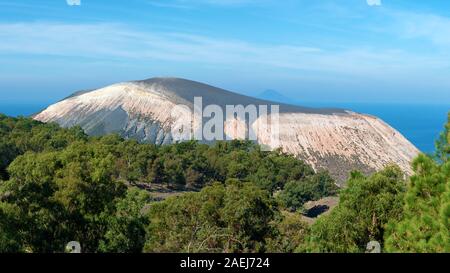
[34,77,419,182]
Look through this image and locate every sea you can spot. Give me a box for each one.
[0,102,448,154]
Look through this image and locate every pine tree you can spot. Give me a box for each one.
[384,113,450,253]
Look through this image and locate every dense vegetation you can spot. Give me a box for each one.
[384,113,450,253]
[0,114,335,252]
[300,166,406,252]
[0,114,334,193]
[0,112,448,253]
[144,180,278,253]
[299,113,449,253]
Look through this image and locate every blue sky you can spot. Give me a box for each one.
[0,0,450,105]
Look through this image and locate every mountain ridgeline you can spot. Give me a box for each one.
[34,77,419,182]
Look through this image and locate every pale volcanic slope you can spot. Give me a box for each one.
[34,77,419,183]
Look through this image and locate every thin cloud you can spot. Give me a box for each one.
[0,22,448,80]
[397,12,450,47]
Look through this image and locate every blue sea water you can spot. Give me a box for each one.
[0,102,448,153]
[0,103,48,118]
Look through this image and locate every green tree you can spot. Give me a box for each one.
[0,115,86,180]
[0,114,341,253]
[301,166,406,253]
[278,171,338,211]
[1,141,127,252]
[384,114,450,253]
[436,112,450,162]
[144,181,278,253]
[220,179,277,252]
[99,188,151,253]
[0,202,23,252]
[265,212,310,253]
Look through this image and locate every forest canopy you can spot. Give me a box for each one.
[0,113,449,253]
